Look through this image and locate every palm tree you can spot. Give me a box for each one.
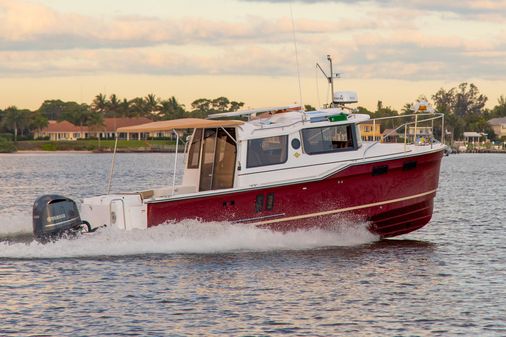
[129,97,146,117]
[158,96,186,120]
[401,103,413,115]
[30,112,49,134]
[108,94,120,117]
[119,98,130,118]
[2,106,19,141]
[92,93,109,115]
[144,94,160,118]
[87,110,105,144]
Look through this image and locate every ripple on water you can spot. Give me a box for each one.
[0,153,505,336]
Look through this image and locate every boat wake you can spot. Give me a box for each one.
[0,217,378,259]
[0,210,33,238]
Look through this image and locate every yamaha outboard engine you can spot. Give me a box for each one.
[33,195,88,241]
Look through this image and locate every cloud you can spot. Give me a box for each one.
[0,0,370,51]
[0,0,505,82]
[241,0,506,20]
[2,36,505,82]
[0,46,301,77]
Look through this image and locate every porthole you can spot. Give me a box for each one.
[291,138,301,150]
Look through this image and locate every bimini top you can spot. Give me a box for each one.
[117,118,244,133]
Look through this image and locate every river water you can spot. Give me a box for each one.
[0,152,505,336]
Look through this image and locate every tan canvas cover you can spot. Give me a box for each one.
[116,118,244,133]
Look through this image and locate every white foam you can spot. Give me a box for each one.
[0,219,378,259]
[0,209,33,235]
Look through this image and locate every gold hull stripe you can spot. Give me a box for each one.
[248,189,438,226]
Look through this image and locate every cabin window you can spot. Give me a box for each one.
[246,135,288,168]
[188,128,203,169]
[301,125,355,155]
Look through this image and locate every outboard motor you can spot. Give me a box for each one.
[33,195,89,241]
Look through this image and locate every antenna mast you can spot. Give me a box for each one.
[328,55,334,99]
[316,55,340,107]
[289,2,303,108]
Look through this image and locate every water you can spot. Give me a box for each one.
[0,152,505,336]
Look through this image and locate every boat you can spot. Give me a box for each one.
[32,58,446,241]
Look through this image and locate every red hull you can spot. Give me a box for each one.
[147,150,443,238]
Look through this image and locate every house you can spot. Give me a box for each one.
[381,129,399,143]
[35,121,87,141]
[359,123,381,141]
[488,117,506,139]
[407,126,432,137]
[88,117,152,140]
[35,117,153,141]
[463,132,487,143]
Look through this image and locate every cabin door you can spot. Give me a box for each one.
[199,128,236,192]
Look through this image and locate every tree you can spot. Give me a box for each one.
[465,112,495,140]
[211,97,230,112]
[432,83,488,139]
[86,110,105,143]
[144,94,159,118]
[355,106,373,115]
[129,97,148,118]
[30,112,49,133]
[37,100,67,120]
[2,106,31,141]
[191,97,245,118]
[454,83,487,117]
[400,103,413,115]
[432,83,487,117]
[191,98,213,118]
[491,95,506,118]
[371,101,398,131]
[108,94,120,117]
[118,99,131,118]
[432,88,456,115]
[0,108,4,129]
[158,97,186,120]
[60,102,90,127]
[230,101,245,112]
[91,93,108,115]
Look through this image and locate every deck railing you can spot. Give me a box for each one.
[361,112,445,158]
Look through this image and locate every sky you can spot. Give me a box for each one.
[0,0,505,111]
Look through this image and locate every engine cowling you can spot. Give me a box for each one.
[33,195,84,241]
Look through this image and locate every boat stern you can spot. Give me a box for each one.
[80,194,148,230]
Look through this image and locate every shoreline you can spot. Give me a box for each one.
[3,149,177,154]
[4,149,505,155]
[3,139,178,154]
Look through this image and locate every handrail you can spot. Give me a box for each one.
[250,119,303,134]
[171,129,179,196]
[362,113,444,158]
[250,110,354,135]
[107,135,119,194]
[363,112,439,122]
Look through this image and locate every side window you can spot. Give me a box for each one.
[302,125,355,155]
[246,135,288,168]
[187,128,203,169]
